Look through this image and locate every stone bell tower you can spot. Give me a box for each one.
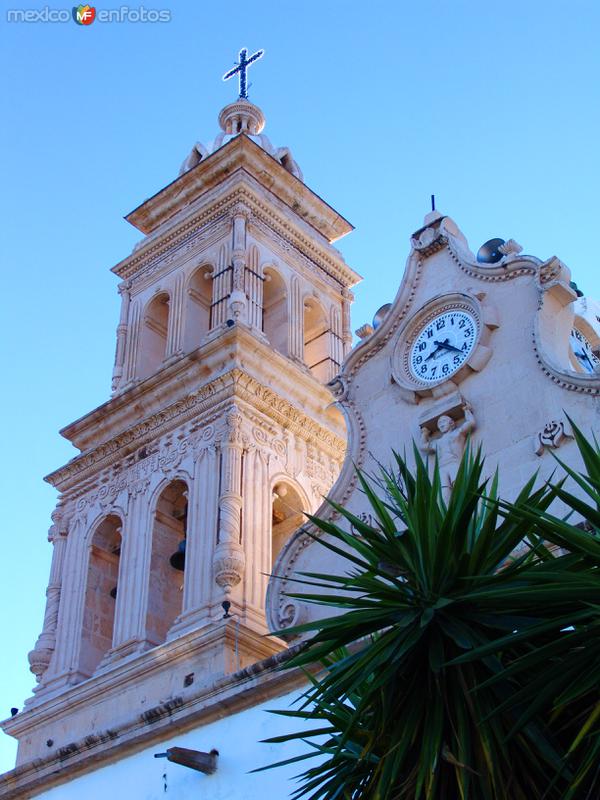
[5,96,360,766]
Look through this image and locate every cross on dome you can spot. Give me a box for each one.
[222,47,264,100]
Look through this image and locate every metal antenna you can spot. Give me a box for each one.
[223,47,265,100]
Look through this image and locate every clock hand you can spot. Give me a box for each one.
[581,350,595,370]
[434,339,463,355]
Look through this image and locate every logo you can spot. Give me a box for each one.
[72,4,95,24]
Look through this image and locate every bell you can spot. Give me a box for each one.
[169,539,186,571]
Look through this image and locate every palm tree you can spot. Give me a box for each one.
[261,425,600,800]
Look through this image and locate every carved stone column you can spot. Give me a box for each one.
[110,479,151,655]
[165,272,185,357]
[289,275,304,360]
[168,446,219,636]
[28,508,69,684]
[242,447,270,615]
[122,299,141,386]
[341,288,353,356]
[213,410,246,596]
[40,513,88,687]
[228,213,248,323]
[111,281,131,394]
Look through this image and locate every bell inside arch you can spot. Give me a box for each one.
[169,538,186,571]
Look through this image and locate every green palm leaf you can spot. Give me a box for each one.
[259,436,600,799]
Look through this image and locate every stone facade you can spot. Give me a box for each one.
[270,211,600,633]
[0,99,359,784]
[2,103,600,800]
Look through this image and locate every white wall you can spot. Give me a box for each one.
[39,688,313,800]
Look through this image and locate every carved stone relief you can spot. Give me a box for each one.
[533,419,573,456]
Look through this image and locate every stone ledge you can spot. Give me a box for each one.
[0,643,305,800]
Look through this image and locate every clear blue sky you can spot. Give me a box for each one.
[1,0,599,772]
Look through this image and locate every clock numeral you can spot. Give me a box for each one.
[436,319,445,331]
[426,329,434,339]
[453,355,461,366]
[415,355,423,365]
[418,342,426,352]
[420,365,427,374]
[458,319,466,329]
[442,364,449,375]
[464,328,472,337]
[462,342,469,351]
[431,366,437,377]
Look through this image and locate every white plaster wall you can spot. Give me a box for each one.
[39,688,311,800]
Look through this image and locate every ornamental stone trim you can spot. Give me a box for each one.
[45,369,345,492]
[113,185,358,290]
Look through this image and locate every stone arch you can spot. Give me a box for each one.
[79,513,123,677]
[184,264,213,351]
[136,291,170,380]
[262,266,288,356]
[303,296,330,381]
[145,478,188,647]
[270,477,309,568]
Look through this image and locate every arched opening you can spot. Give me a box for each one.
[137,293,170,380]
[263,268,288,356]
[271,482,305,566]
[184,265,213,351]
[80,515,122,677]
[146,480,187,647]
[304,298,330,381]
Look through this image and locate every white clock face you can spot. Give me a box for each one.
[409,310,477,383]
[570,328,600,374]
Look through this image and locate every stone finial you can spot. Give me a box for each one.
[498,239,523,256]
[356,324,374,340]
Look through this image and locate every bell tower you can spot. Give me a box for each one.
[5,94,360,765]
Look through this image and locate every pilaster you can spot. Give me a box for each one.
[165,272,185,357]
[289,275,304,360]
[106,480,152,659]
[167,446,219,637]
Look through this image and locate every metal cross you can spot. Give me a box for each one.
[222,47,264,100]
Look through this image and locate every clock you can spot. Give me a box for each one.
[391,293,497,401]
[570,327,600,374]
[409,310,477,383]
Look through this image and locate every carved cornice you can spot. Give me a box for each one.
[46,369,345,492]
[113,181,360,290]
[248,216,346,294]
[128,219,229,296]
[446,236,539,282]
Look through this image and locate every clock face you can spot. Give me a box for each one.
[570,328,600,374]
[409,310,478,383]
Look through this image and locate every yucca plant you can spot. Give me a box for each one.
[453,419,600,799]
[260,434,600,800]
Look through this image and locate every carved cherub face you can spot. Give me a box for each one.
[437,415,454,433]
